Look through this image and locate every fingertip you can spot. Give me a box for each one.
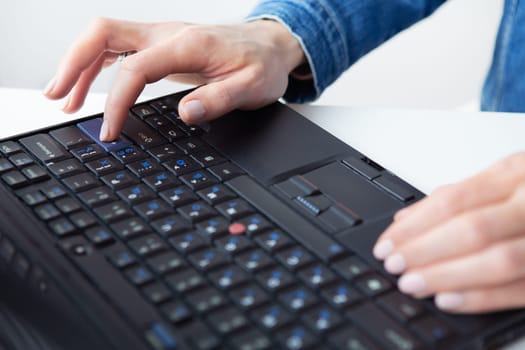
[43,77,57,98]
[179,99,207,124]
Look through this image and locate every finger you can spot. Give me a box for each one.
[383,192,525,274]
[397,237,525,297]
[435,278,525,313]
[46,17,149,100]
[63,52,118,113]
[178,72,272,125]
[374,153,525,259]
[100,37,208,141]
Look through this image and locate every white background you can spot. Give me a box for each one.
[0,0,502,110]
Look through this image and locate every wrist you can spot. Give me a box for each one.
[245,19,307,74]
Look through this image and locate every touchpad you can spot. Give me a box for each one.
[303,162,402,220]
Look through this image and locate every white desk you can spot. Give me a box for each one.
[1,88,525,349]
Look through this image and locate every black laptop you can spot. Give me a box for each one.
[0,89,523,350]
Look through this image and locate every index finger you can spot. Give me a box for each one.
[46,17,150,99]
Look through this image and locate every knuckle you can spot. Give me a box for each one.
[89,17,113,35]
[431,184,464,216]
[499,152,525,178]
[461,215,492,249]
[492,245,523,278]
[178,25,216,50]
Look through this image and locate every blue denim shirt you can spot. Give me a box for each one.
[247,0,525,112]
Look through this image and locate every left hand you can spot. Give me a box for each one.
[373,152,525,313]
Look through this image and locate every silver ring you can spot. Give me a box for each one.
[118,50,136,62]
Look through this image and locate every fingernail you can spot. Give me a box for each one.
[44,77,57,96]
[373,239,394,260]
[435,292,464,310]
[99,121,110,141]
[384,253,406,274]
[181,100,206,124]
[398,273,426,294]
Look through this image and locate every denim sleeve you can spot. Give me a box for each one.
[246,0,447,102]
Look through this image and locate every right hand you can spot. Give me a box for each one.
[44,17,306,141]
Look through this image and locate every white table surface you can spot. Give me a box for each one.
[1,87,525,349]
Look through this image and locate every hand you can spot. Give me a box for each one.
[44,18,305,141]
[373,152,525,313]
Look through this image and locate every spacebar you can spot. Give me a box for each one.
[227,175,345,262]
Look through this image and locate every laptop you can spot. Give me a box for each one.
[0,89,523,350]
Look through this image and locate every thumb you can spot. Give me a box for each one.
[178,76,255,124]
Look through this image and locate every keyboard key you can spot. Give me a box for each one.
[78,187,116,207]
[50,126,91,149]
[277,325,317,350]
[48,217,77,237]
[332,255,371,280]
[0,158,14,173]
[328,327,380,350]
[276,246,315,271]
[230,329,271,350]
[129,234,168,257]
[160,186,198,207]
[238,214,272,235]
[161,301,191,324]
[48,158,83,178]
[411,316,453,344]
[195,217,229,240]
[0,141,22,155]
[321,283,362,309]
[19,133,69,163]
[106,246,136,269]
[298,264,338,289]
[177,201,216,223]
[280,286,319,312]
[253,304,292,331]
[169,232,208,254]
[85,157,123,176]
[34,203,61,221]
[117,184,156,205]
[230,284,269,310]
[145,115,172,129]
[2,170,29,188]
[318,205,361,232]
[127,158,164,178]
[151,215,192,237]
[215,198,254,221]
[236,249,274,272]
[355,273,393,297]
[173,138,206,154]
[378,291,425,323]
[85,226,115,246]
[158,125,187,142]
[143,172,180,192]
[179,170,218,191]
[255,230,293,253]
[122,115,166,149]
[41,183,68,199]
[206,306,248,335]
[70,144,105,162]
[9,152,34,167]
[163,156,201,176]
[275,175,319,199]
[188,248,229,272]
[147,251,186,275]
[112,145,147,164]
[215,235,253,255]
[101,170,139,190]
[187,287,227,313]
[62,172,99,192]
[125,265,154,286]
[54,197,81,213]
[77,118,131,152]
[131,104,157,119]
[208,162,244,181]
[197,184,235,205]
[256,267,294,292]
[143,282,172,305]
[147,144,181,162]
[94,202,133,223]
[144,322,178,350]
[302,305,343,333]
[208,265,249,290]
[165,268,206,293]
[111,217,150,240]
[347,303,422,350]
[17,189,47,206]
[190,150,226,167]
[182,322,220,350]
[69,211,97,229]
[134,199,172,220]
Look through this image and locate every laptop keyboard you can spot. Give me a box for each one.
[0,94,455,349]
